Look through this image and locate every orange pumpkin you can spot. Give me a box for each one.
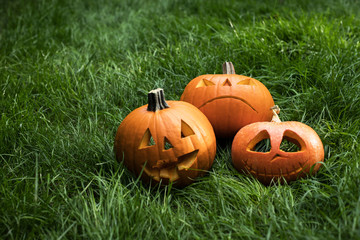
[114,88,216,187]
[181,62,275,138]
[231,106,324,185]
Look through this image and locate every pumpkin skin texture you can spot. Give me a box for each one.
[180,62,275,138]
[114,89,216,187]
[231,109,324,185]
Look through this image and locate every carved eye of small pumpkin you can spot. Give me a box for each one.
[196,78,215,88]
[247,130,271,152]
[252,138,271,152]
[280,130,304,152]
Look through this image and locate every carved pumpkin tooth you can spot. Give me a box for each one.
[177,150,198,171]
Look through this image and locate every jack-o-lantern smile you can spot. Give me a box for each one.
[114,88,217,187]
[143,149,199,182]
[181,62,275,138]
[137,120,201,182]
[232,106,324,185]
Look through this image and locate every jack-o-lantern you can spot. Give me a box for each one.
[180,62,275,138]
[231,106,324,185]
[114,88,216,187]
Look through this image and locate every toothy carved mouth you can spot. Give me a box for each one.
[241,158,309,178]
[143,150,199,182]
[198,96,257,113]
[177,150,199,170]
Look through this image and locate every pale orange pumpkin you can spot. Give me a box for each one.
[231,106,324,185]
[181,62,275,138]
[114,88,216,187]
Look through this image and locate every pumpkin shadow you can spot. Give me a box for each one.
[216,137,234,151]
[214,137,235,167]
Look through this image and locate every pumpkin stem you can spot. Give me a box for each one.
[271,105,281,122]
[147,88,170,112]
[222,62,235,74]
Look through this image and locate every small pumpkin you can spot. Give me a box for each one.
[181,62,275,138]
[114,88,216,187]
[231,106,324,185]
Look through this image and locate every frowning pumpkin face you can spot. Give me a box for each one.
[181,62,275,138]
[114,89,216,187]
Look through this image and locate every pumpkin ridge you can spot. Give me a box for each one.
[133,111,153,174]
[115,107,144,167]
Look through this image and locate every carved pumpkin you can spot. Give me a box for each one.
[114,88,216,187]
[180,62,275,138]
[231,106,324,185]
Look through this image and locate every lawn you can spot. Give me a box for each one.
[1,0,360,239]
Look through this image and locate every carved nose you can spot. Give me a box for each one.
[270,153,282,162]
[222,79,232,86]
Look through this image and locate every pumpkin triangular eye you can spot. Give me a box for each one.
[280,130,304,152]
[247,130,271,152]
[139,128,156,149]
[181,120,195,138]
[196,78,215,88]
[164,137,173,150]
[237,78,252,85]
[252,138,271,152]
[280,138,301,152]
[222,78,232,86]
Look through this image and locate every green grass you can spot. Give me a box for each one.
[1,0,360,238]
